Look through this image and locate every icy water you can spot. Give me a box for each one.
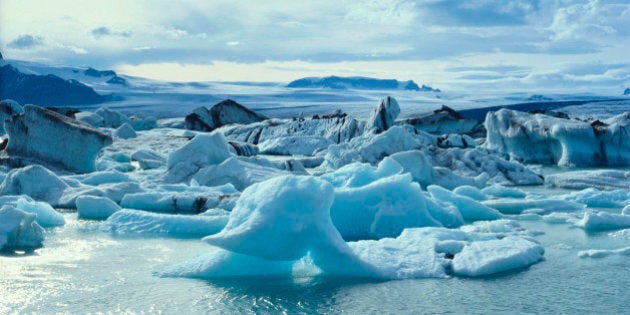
[2,211,629,314]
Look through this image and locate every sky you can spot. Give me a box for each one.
[1,0,629,93]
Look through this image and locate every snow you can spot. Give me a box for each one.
[485,109,630,167]
[104,209,228,238]
[76,195,121,220]
[0,205,44,252]
[3,105,112,173]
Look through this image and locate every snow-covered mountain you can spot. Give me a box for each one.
[0,64,107,106]
[287,76,440,92]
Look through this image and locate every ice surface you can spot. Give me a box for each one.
[485,109,630,166]
[15,197,65,227]
[76,195,121,220]
[2,105,112,173]
[427,185,502,221]
[0,205,44,252]
[104,209,228,238]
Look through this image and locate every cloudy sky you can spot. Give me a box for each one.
[1,0,629,93]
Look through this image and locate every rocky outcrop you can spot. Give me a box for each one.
[185,99,267,132]
[365,96,400,134]
[401,105,484,137]
[1,105,112,173]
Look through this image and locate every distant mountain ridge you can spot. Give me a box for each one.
[0,64,107,106]
[287,76,440,92]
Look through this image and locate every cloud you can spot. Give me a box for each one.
[549,0,629,41]
[90,26,131,39]
[7,34,44,49]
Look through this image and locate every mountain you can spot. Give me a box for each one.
[624,88,630,95]
[287,76,440,92]
[0,64,107,106]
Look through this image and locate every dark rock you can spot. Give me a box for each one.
[0,65,105,106]
[106,76,128,86]
[401,105,484,137]
[84,67,116,77]
[185,99,267,132]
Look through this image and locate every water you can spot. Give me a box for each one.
[2,212,629,314]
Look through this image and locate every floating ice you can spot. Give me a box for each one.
[481,185,527,199]
[545,170,630,190]
[2,105,112,173]
[121,184,239,214]
[104,209,228,238]
[0,205,44,252]
[15,197,65,227]
[578,247,630,258]
[0,165,69,204]
[258,136,332,156]
[483,198,586,215]
[453,185,487,201]
[485,109,630,167]
[169,175,543,279]
[427,185,502,221]
[192,157,287,191]
[165,132,232,183]
[451,236,544,277]
[131,149,166,170]
[575,211,630,231]
[558,188,629,208]
[113,123,137,139]
[76,195,121,220]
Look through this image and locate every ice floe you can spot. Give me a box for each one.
[0,205,45,252]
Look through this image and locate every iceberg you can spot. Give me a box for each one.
[192,157,287,191]
[545,170,630,190]
[0,205,45,252]
[0,165,69,204]
[76,195,121,220]
[164,132,232,183]
[427,185,502,221]
[2,105,112,173]
[485,109,630,167]
[120,184,239,214]
[575,211,630,231]
[14,197,65,227]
